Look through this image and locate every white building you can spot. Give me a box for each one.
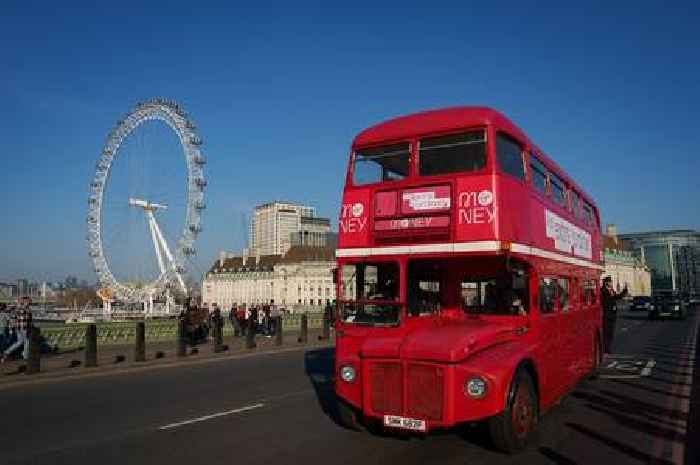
[201,246,336,311]
[249,201,330,256]
[604,225,651,297]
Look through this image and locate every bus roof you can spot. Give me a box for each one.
[352,106,597,210]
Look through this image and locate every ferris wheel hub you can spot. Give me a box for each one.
[128,198,168,211]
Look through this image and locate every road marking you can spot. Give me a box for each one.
[640,360,656,377]
[158,403,264,431]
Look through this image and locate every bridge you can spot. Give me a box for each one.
[0,306,698,465]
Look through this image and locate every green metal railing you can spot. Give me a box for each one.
[41,313,325,349]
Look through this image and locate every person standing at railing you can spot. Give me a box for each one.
[0,304,10,353]
[1,297,33,363]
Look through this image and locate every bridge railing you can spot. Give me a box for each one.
[41,314,326,349]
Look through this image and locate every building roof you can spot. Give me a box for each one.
[208,246,335,274]
[280,246,335,264]
[603,234,626,252]
[618,229,700,238]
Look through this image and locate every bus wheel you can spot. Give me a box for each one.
[335,397,362,431]
[488,370,538,454]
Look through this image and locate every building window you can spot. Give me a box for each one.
[496,133,525,181]
[419,130,486,176]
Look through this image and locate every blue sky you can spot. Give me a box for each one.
[1,1,699,283]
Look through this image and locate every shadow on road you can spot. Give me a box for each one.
[303,348,351,430]
[565,423,674,465]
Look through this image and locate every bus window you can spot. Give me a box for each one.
[529,155,548,194]
[582,202,595,227]
[461,268,528,316]
[571,191,583,220]
[583,280,597,304]
[340,262,400,325]
[539,278,557,314]
[550,174,567,207]
[496,133,525,181]
[407,260,442,316]
[419,130,486,176]
[558,278,569,312]
[353,143,410,185]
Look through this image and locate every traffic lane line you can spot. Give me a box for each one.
[158,403,265,430]
[156,387,315,432]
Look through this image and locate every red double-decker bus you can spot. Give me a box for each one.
[333,107,603,453]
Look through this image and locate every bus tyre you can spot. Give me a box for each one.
[488,369,538,454]
[335,397,362,432]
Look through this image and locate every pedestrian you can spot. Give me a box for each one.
[0,304,10,353]
[263,303,272,337]
[600,276,628,355]
[257,305,265,334]
[269,300,280,336]
[324,300,335,327]
[2,297,33,363]
[229,303,241,335]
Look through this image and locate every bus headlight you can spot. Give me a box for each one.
[340,365,356,383]
[465,377,488,398]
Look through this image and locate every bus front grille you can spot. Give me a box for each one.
[369,362,402,415]
[406,364,444,421]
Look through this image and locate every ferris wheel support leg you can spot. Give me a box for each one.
[146,211,167,276]
[149,211,187,295]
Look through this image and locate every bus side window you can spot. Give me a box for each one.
[496,133,525,181]
[557,278,570,312]
[529,154,548,195]
[539,278,557,314]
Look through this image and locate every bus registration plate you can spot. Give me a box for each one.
[384,415,426,431]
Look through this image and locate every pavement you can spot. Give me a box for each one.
[2,306,698,465]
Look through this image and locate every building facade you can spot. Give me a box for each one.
[603,225,651,296]
[201,246,336,311]
[249,202,330,256]
[619,229,700,295]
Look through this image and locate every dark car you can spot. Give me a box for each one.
[631,296,652,311]
[649,293,688,320]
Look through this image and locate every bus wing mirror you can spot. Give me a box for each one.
[332,267,338,284]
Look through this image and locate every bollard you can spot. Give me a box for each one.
[214,317,224,353]
[134,321,146,362]
[298,314,308,344]
[85,323,98,368]
[25,327,41,375]
[319,312,330,341]
[275,316,283,346]
[246,318,256,349]
[177,318,187,357]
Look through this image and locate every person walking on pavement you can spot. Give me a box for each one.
[600,276,628,355]
[269,300,280,336]
[1,297,33,363]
